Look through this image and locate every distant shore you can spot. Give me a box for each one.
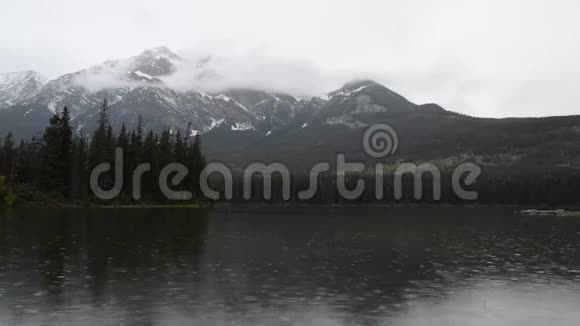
[520,209,580,217]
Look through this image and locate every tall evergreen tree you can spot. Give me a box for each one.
[90,99,109,167]
[0,132,15,181]
[89,99,116,193]
[60,107,73,196]
[0,105,212,205]
[141,130,157,200]
[41,111,64,193]
[117,124,131,198]
[189,134,206,197]
[70,132,88,201]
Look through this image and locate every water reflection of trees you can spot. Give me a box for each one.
[1,207,579,325]
[0,208,209,325]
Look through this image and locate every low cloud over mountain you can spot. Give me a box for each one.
[1,46,580,170]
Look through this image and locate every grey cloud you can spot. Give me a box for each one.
[1,0,580,117]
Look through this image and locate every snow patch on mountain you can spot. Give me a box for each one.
[0,71,47,109]
[331,85,368,97]
[209,118,225,130]
[324,116,369,129]
[231,122,255,131]
[134,71,154,80]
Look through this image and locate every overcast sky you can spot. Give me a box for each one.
[1,0,579,117]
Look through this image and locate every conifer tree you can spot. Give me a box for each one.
[41,111,64,193]
[0,132,16,183]
[60,107,73,197]
[0,103,212,204]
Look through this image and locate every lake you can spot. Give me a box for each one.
[0,206,579,325]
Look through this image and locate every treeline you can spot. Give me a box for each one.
[2,99,580,206]
[0,100,206,205]
[211,167,580,206]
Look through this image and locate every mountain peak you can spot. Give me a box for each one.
[140,46,179,60]
[326,79,383,98]
[117,47,180,80]
[340,79,381,91]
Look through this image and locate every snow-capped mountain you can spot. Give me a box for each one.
[1,47,579,170]
[15,46,181,118]
[0,46,312,137]
[0,47,458,144]
[0,71,47,109]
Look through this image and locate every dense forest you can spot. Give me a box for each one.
[1,99,580,207]
[0,100,207,206]
[218,167,580,206]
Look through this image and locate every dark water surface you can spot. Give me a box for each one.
[0,206,580,325]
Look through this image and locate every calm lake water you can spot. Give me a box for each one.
[0,206,579,325]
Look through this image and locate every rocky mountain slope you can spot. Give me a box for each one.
[0,71,47,109]
[202,80,580,169]
[1,47,579,170]
[0,47,308,138]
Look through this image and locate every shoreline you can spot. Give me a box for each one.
[1,195,579,211]
[3,202,578,211]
